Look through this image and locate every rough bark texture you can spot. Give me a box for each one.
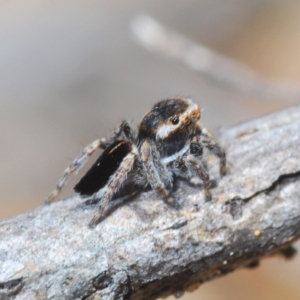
[1,104,300,300]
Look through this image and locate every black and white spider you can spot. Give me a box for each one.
[46,97,226,227]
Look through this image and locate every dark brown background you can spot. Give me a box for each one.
[1,1,299,299]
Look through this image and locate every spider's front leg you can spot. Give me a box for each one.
[173,151,212,201]
[186,155,212,200]
[173,133,226,201]
[139,139,175,207]
[194,129,226,176]
[45,121,134,204]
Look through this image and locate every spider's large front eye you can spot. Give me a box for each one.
[170,115,179,125]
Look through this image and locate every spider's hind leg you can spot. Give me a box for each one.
[46,121,135,204]
[45,139,107,204]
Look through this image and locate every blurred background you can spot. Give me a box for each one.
[1,1,300,299]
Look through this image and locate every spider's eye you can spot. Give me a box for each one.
[170,116,179,125]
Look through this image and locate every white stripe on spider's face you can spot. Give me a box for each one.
[155,98,200,140]
[155,123,174,140]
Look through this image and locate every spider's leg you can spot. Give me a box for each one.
[45,139,107,203]
[184,154,211,200]
[89,146,138,227]
[109,120,135,144]
[140,139,173,205]
[46,121,135,204]
[194,131,226,176]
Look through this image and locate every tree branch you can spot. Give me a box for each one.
[1,104,300,300]
[131,14,300,101]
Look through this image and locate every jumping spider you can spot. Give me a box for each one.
[46,97,226,227]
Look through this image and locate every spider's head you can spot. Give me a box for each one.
[138,97,200,142]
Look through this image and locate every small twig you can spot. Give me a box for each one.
[1,103,300,299]
[131,14,300,101]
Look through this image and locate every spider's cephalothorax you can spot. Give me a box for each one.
[46,97,226,227]
[138,98,201,157]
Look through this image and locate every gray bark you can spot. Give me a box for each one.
[1,104,300,300]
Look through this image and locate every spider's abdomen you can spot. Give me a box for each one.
[74,140,132,196]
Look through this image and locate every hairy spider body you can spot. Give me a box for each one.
[46,97,226,227]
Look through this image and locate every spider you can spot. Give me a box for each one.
[46,97,226,227]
